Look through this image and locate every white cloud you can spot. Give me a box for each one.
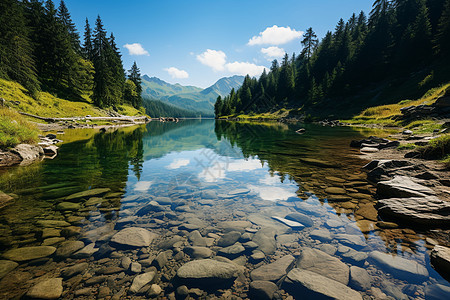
[227,159,263,172]
[248,185,297,201]
[134,181,152,191]
[196,49,227,71]
[261,46,285,59]
[248,25,303,46]
[226,62,268,77]
[164,67,189,79]
[167,158,190,169]
[123,43,149,56]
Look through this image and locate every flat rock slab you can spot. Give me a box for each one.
[26,278,63,300]
[55,241,85,259]
[129,271,156,293]
[377,197,450,226]
[284,269,362,300]
[285,212,314,227]
[3,246,56,262]
[271,216,304,229]
[184,246,213,259]
[431,245,450,280]
[249,281,278,300]
[251,255,295,282]
[228,189,250,195]
[350,266,372,291]
[65,188,111,202]
[177,259,239,286]
[296,248,350,285]
[253,227,277,255]
[335,234,366,249]
[217,221,252,233]
[309,229,333,242]
[0,260,18,279]
[377,176,435,198]
[368,251,429,282]
[110,227,157,248]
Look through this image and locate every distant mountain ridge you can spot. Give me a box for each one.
[141,75,244,114]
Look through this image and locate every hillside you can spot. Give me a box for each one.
[142,98,202,118]
[141,75,244,114]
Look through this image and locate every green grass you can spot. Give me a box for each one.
[404,119,443,134]
[0,78,145,118]
[0,107,39,149]
[344,83,450,128]
[417,134,450,160]
[397,143,416,150]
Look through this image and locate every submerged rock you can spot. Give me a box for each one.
[249,280,278,300]
[349,266,372,291]
[377,197,450,226]
[129,271,157,293]
[110,227,157,248]
[26,278,63,300]
[0,260,18,279]
[251,255,295,282]
[3,246,56,262]
[296,248,350,285]
[285,212,314,227]
[299,158,339,168]
[55,241,85,259]
[65,188,111,202]
[176,259,240,287]
[271,216,304,229]
[368,251,429,282]
[252,227,277,255]
[284,269,362,300]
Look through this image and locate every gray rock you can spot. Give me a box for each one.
[377,176,436,198]
[296,248,350,285]
[0,260,18,279]
[217,243,246,259]
[271,216,304,229]
[368,251,429,282]
[251,255,295,282]
[335,234,366,249]
[154,197,172,205]
[249,280,278,300]
[243,241,258,250]
[184,246,213,259]
[284,269,362,300]
[285,212,314,227]
[130,262,142,274]
[309,228,333,242]
[336,245,368,266]
[217,231,241,247]
[250,251,265,263]
[154,251,169,269]
[26,278,63,300]
[228,189,250,195]
[253,227,276,255]
[147,284,162,297]
[318,244,337,256]
[424,284,450,300]
[61,262,88,278]
[377,197,450,226]
[158,236,184,249]
[121,256,132,269]
[380,280,408,299]
[97,286,111,298]
[179,223,200,232]
[55,241,85,259]
[217,220,252,233]
[2,246,56,262]
[176,259,239,286]
[11,144,43,161]
[349,266,371,291]
[129,271,156,293]
[72,243,98,258]
[65,188,111,202]
[188,230,207,247]
[430,245,450,280]
[110,227,157,248]
[136,201,165,216]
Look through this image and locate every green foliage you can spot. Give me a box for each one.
[418,134,450,159]
[216,0,450,118]
[0,107,39,148]
[397,143,416,150]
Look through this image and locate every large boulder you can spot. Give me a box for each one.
[176,259,239,287]
[284,269,362,300]
[3,246,56,262]
[430,245,450,281]
[377,197,450,226]
[110,227,157,248]
[377,176,435,198]
[250,255,295,282]
[26,278,63,299]
[11,144,43,161]
[295,248,349,285]
[368,251,428,282]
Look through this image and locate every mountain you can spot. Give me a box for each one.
[141,75,244,114]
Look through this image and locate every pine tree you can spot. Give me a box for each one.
[57,0,80,53]
[214,96,223,117]
[128,61,142,108]
[0,0,40,95]
[92,15,108,106]
[301,27,319,60]
[83,18,93,60]
[435,0,450,54]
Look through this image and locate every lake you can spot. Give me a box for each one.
[0,119,448,299]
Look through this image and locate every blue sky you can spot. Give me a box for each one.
[65,0,374,88]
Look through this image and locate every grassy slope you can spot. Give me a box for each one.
[0,107,40,148]
[0,78,144,118]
